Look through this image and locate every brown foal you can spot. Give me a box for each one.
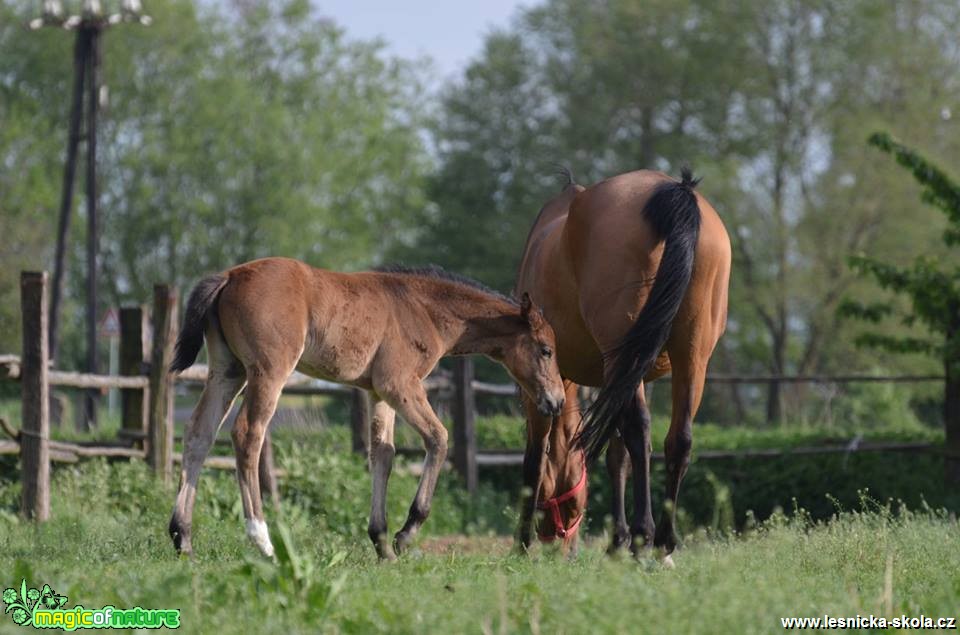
[515,169,731,562]
[168,257,565,560]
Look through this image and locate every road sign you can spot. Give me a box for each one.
[99,307,120,338]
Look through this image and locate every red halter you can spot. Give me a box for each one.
[536,453,587,543]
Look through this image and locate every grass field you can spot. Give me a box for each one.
[1,423,958,634]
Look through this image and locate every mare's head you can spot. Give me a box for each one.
[503,293,565,417]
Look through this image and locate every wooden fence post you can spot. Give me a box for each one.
[351,388,371,455]
[20,272,50,521]
[120,305,148,448]
[147,285,177,483]
[452,357,478,494]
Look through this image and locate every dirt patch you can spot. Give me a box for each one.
[417,535,514,556]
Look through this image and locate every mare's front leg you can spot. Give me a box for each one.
[367,399,398,560]
[606,434,631,552]
[515,393,552,552]
[377,379,448,555]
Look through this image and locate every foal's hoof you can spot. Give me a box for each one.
[374,543,398,562]
[660,553,676,569]
[393,531,415,555]
[169,516,192,556]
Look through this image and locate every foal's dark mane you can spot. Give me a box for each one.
[374,264,518,306]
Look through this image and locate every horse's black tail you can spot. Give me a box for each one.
[577,168,702,462]
[170,273,229,373]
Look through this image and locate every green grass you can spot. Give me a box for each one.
[1,430,959,634]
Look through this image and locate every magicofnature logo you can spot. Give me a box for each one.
[3,580,180,630]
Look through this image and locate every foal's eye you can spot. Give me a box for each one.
[540,346,553,358]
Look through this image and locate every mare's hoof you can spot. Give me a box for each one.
[607,531,632,555]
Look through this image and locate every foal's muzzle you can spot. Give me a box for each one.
[537,394,565,417]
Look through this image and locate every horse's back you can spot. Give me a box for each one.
[516,170,730,385]
[569,170,730,354]
[213,258,388,384]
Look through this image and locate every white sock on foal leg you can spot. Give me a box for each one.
[246,518,275,558]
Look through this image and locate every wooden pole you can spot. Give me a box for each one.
[20,272,50,521]
[81,26,102,431]
[119,305,149,448]
[350,388,371,455]
[452,357,478,494]
[944,359,960,484]
[49,29,90,364]
[147,285,177,483]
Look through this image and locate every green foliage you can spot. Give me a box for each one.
[841,133,960,372]
[0,449,958,632]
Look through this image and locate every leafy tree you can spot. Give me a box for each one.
[414,0,960,425]
[840,132,960,482]
[0,0,432,366]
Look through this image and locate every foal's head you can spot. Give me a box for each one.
[503,293,565,417]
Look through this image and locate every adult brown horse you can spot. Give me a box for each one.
[514,168,731,561]
[167,257,565,560]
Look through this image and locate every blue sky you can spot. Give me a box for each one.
[314,0,529,79]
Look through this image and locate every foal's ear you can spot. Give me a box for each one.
[520,292,543,327]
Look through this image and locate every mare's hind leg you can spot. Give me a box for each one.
[376,378,448,555]
[620,383,655,557]
[367,399,398,560]
[606,434,631,552]
[232,369,289,558]
[170,328,245,555]
[654,352,706,556]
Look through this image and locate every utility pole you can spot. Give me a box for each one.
[29,0,150,430]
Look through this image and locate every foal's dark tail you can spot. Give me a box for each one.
[170,273,229,373]
[577,168,702,462]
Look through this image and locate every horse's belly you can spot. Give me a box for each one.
[295,324,378,387]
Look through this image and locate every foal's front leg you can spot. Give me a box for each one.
[516,393,551,552]
[380,381,449,555]
[367,399,398,560]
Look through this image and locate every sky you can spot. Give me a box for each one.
[313,0,529,80]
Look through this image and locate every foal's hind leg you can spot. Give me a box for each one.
[606,434,631,552]
[170,330,245,555]
[232,371,288,558]
[377,379,448,555]
[367,399,398,560]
